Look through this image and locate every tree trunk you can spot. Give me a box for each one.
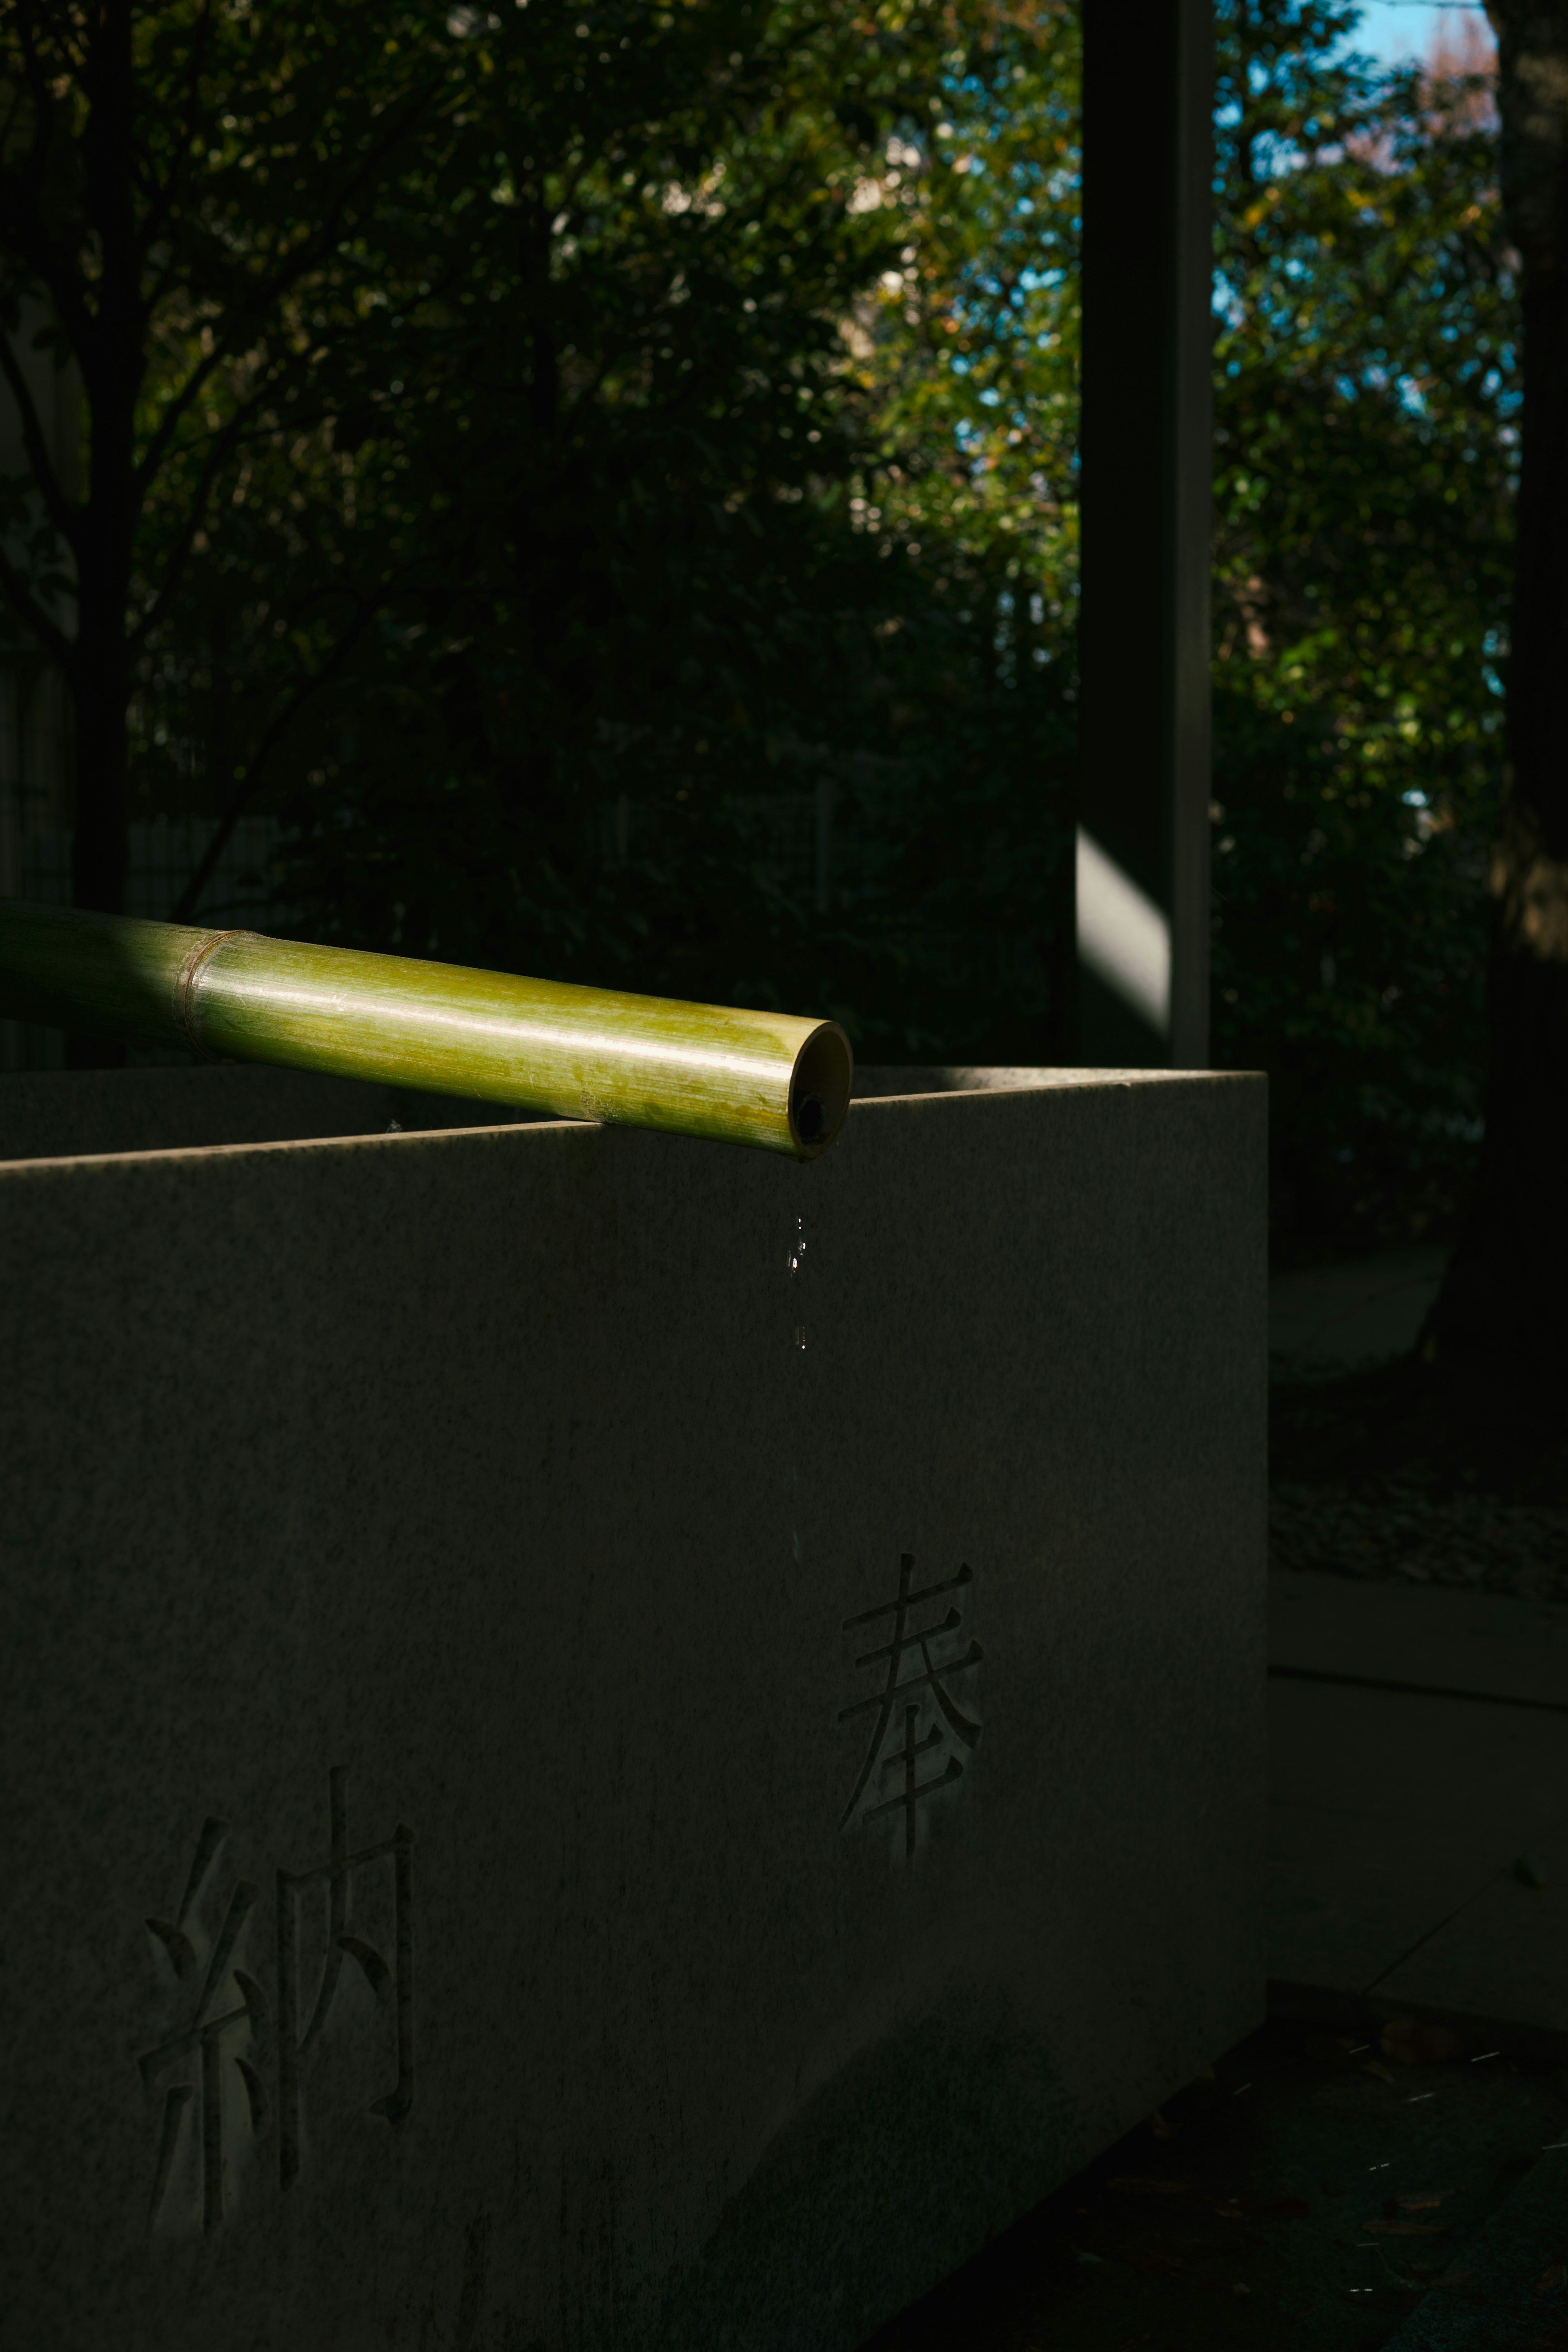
[63,605,131,1066]
[1430,2,1568,1383]
[69,592,131,918]
[60,0,139,1064]
[63,372,137,1066]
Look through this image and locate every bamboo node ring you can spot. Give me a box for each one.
[173,929,246,1057]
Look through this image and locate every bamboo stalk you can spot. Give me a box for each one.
[0,904,854,1159]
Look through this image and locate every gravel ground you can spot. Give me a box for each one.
[1269,1483,1568,1604]
[1268,1352,1568,1601]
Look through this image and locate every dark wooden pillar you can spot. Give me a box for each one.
[1076,0,1214,1068]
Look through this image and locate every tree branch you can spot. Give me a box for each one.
[6,7,99,361]
[0,325,80,546]
[138,0,216,255]
[136,81,443,495]
[0,528,74,668]
[169,597,376,923]
[129,375,367,654]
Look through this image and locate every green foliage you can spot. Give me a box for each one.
[1210,0,1512,1250]
[1,0,1517,1242]
[270,0,1514,1198]
[255,0,1079,1061]
[0,2,469,663]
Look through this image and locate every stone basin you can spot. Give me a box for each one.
[0,1061,1266,2350]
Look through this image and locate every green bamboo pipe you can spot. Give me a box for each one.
[0,903,853,1158]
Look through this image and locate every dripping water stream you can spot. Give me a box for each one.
[787,1209,807,1564]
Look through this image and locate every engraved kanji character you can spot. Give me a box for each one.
[140,1817,269,2234]
[840,1553,982,1858]
[276,1766,413,2188]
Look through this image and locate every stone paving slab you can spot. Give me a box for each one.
[1269,1574,1568,2037]
[1271,1569,1568,1711]
[1269,1248,1448,1380]
[1270,1680,1568,2001]
[1379,1828,1568,2040]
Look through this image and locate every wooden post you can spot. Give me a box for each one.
[1076,0,1214,1068]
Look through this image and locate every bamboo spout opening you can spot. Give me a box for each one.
[789,1023,853,1159]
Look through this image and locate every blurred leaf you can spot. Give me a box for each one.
[1382,2020,1467,2065]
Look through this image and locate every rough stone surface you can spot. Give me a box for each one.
[0,1062,550,1161]
[0,1069,1266,2351]
[1268,1568,1568,2047]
